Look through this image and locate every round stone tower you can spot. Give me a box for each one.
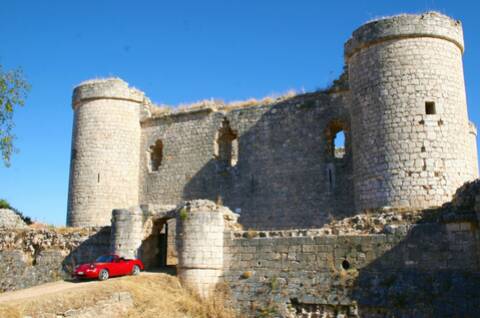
[176,201,225,298]
[67,78,145,227]
[346,12,478,211]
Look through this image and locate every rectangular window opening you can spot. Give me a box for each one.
[425,101,436,115]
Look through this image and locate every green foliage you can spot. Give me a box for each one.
[257,306,278,318]
[179,207,188,221]
[0,65,30,167]
[0,198,11,209]
[269,276,278,291]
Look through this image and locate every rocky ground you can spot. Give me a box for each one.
[0,209,28,229]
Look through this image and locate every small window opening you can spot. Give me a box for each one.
[342,259,350,270]
[425,101,436,115]
[421,146,426,152]
[216,118,238,168]
[149,140,163,172]
[334,131,345,159]
[97,173,100,183]
[325,120,348,160]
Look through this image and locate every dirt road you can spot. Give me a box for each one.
[0,272,157,304]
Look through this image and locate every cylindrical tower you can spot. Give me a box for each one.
[176,201,224,298]
[346,12,478,211]
[67,78,144,227]
[111,208,145,259]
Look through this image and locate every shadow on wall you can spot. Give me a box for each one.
[348,184,480,317]
[183,92,355,230]
[139,218,177,270]
[62,227,111,274]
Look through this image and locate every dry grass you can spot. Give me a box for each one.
[148,89,299,119]
[0,304,20,318]
[0,274,237,318]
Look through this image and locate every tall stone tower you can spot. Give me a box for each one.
[67,78,144,227]
[347,12,478,211]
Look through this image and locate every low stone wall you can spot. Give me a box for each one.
[0,227,111,292]
[223,216,480,317]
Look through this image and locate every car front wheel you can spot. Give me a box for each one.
[132,265,140,276]
[98,269,109,281]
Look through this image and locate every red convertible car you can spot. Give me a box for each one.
[73,254,144,281]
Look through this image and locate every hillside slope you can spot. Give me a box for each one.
[0,273,235,318]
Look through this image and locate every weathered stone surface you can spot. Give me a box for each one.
[0,209,27,229]
[223,213,480,317]
[0,227,110,292]
[67,78,145,227]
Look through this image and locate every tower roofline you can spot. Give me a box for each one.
[72,77,145,109]
[345,11,464,60]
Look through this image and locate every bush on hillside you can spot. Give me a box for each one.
[0,199,11,209]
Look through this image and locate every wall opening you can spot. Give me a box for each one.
[215,118,238,168]
[425,101,436,115]
[326,163,335,191]
[149,140,163,172]
[334,130,345,159]
[342,259,350,270]
[325,120,348,160]
[140,218,177,270]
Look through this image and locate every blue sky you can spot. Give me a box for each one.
[1,0,479,225]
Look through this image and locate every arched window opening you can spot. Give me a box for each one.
[325,120,348,160]
[216,118,238,168]
[149,140,163,172]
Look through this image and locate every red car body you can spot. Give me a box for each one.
[73,254,144,280]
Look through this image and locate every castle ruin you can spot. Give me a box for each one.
[67,12,478,230]
[63,12,480,317]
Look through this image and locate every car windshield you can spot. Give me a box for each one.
[95,255,114,263]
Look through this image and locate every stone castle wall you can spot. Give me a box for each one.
[140,92,354,230]
[104,198,480,317]
[66,12,478,230]
[0,227,110,292]
[223,216,480,317]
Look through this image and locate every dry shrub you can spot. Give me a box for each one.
[0,274,236,318]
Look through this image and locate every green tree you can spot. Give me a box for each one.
[0,64,30,167]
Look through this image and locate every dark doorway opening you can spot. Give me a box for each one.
[140,218,177,272]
